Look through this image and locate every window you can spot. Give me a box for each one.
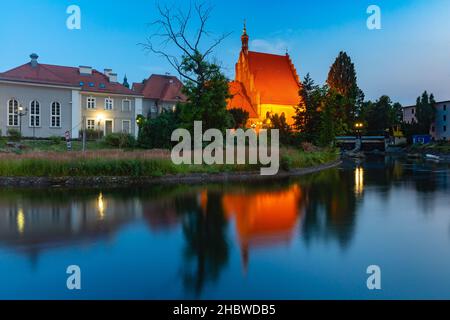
[88,82,95,87]
[7,99,19,126]
[105,97,114,110]
[51,102,61,128]
[122,120,131,134]
[122,99,131,112]
[412,109,415,114]
[99,83,106,89]
[86,119,96,130]
[444,115,447,122]
[29,100,40,127]
[444,126,447,132]
[444,105,447,111]
[87,97,96,109]
[431,126,435,132]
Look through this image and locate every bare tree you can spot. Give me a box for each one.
[142,2,231,85]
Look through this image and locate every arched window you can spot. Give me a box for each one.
[50,102,61,128]
[7,99,19,126]
[30,100,41,127]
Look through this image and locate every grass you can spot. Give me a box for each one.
[0,138,110,153]
[0,138,339,178]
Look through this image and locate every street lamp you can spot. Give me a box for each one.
[354,122,364,138]
[18,105,28,137]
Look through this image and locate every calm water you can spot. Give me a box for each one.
[1,157,450,300]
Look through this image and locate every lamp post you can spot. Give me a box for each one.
[354,122,364,138]
[18,105,28,137]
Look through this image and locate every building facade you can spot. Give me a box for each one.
[227,25,302,127]
[403,100,449,141]
[0,54,143,139]
[132,74,186,118]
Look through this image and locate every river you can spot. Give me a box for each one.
[0,156,449,299]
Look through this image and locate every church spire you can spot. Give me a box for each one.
[241,20,249,55]
[123,74,130,88]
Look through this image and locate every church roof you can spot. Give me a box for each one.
[228,81,258,118]
[246,51,300,105]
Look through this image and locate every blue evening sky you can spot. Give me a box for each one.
[1,0,449,105]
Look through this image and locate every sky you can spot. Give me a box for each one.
[1,0,449,105]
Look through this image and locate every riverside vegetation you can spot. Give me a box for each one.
[0,145,338,178]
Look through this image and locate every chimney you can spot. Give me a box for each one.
[104,68,112,76]
[108,73,118,83]
[79,66,92,75]
[30,53,39,68]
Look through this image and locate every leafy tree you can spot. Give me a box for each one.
[360,96,403,135]
[293,73,323,142]
[269,113,294,145]
[415,91,436,134]
[138,110,181,149]
[318,91,339,147]
[177,58,233,132]
[228,108,249,129]
[327,51,362,131]
[143,3,233,133]
[327,51,358,99]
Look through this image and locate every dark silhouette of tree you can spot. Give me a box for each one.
[142,2,233,132]
[415,91,436,134]
[178,192,229,297]
[326,51,362,131]
[228,108,249,129]
[293,73,323,143]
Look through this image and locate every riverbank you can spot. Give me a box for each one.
[0,148,340,187]
[0,160,342,188]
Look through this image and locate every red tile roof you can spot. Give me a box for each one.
[228,81,258,118]
[132,74,186,102]
[0,62,140,96]
[247,51,300,105]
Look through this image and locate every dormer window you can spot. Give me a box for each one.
[79,81,85,86]
[99,83,106,89]
[88,82,95,87]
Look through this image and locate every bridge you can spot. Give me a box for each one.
[336,136,388,152]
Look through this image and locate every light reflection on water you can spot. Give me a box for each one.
[0,156,449,299]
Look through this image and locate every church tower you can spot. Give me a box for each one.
[241,22,249,55]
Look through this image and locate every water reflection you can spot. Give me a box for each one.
[222,184,302,272]
[0,156,449,298]
[354,167,364,195]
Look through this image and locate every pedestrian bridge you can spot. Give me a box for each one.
[335,136,387,152]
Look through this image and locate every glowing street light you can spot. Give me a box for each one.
[354,122,364,138]
[18,105,28,137]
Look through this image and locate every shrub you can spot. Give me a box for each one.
[280,154,293,171]
[104,133,136,148]
[138,111,181,149]
[49,136,62,145]
[79,129,104,141]
[7,129,21,142]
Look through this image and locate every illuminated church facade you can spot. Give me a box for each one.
[228,25,302,128]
